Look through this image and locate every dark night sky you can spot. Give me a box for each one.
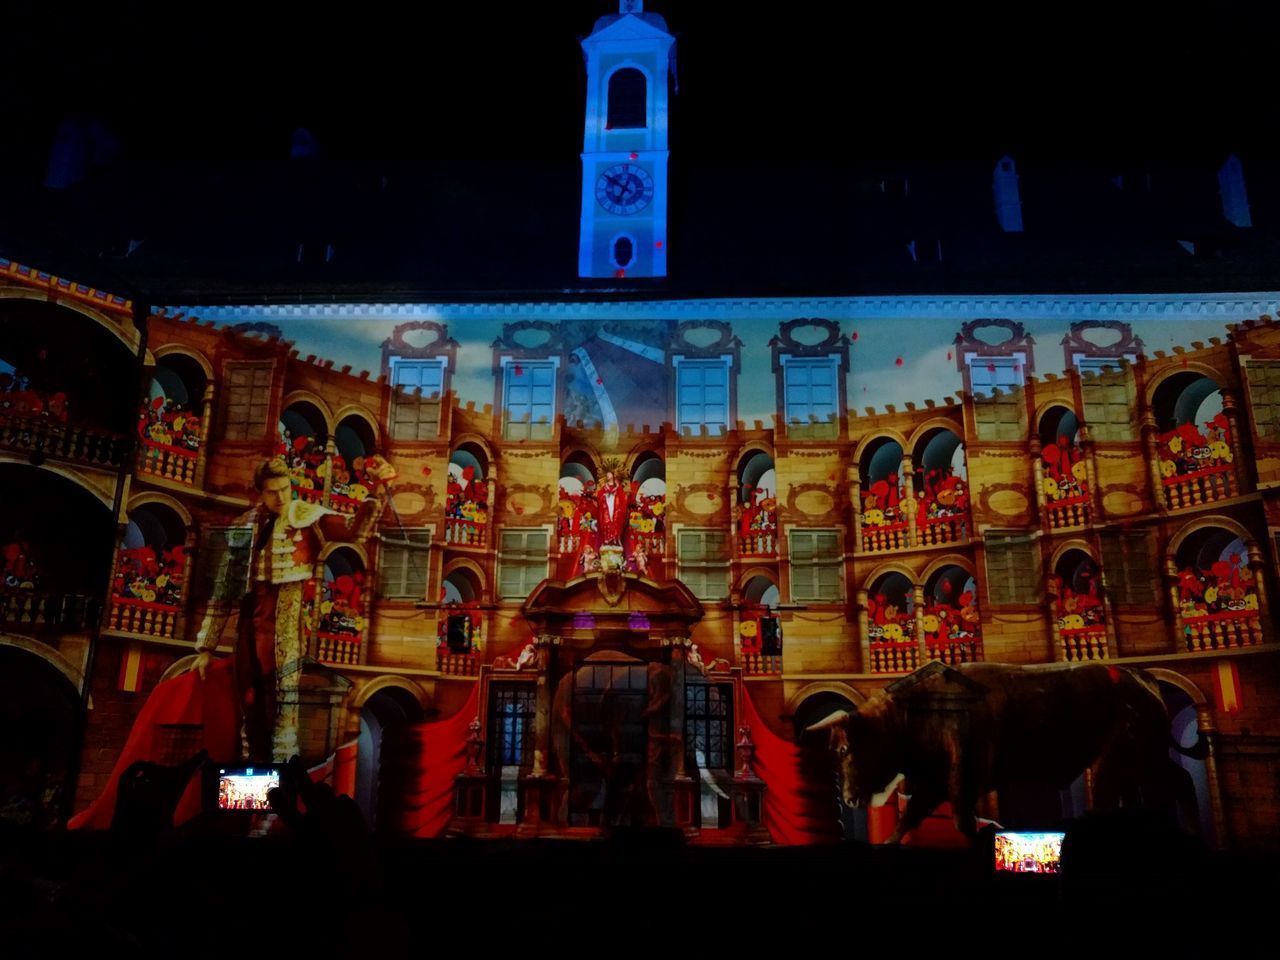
[5,1,1273,169]
[2,2,1276,298]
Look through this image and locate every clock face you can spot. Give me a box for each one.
[595,163,654,215]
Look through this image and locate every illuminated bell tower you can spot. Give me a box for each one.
[578,1,674,279]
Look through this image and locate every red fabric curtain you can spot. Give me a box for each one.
[740,687,842,845]
[383,682,480,838]
[69,657,241,830]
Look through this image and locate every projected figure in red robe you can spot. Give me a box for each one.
[596,469,628,549]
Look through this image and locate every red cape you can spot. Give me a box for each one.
[69,657,241,830]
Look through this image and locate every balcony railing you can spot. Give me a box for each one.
[631,531,665,558]
[1060,626,1108,662]
[918,514,967,547]
[437,650,480,676]
[1162,463,1234,510]
[314,630,361,665]
[742,653,782,676]
[0,416,128,469]
[0,588,100,632]
[869,640,919,674]
[926,635,982,665]
[1183,610,1263,652]
[446,517,486,547]
[738,531,776,558]
[1045,494,1091,530]
[861,519,910,553]
[107,596,181,639]
[137,438,199,486]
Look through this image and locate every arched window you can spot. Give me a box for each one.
[607,68,647,129]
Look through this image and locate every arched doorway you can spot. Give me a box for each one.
[1038,405,1091,528]
[859,437,908,551]
[356,685,424,833]
[922,564,982,664]
[913,428,969,545]
[277,400,329,504]
[736,450,777,558]
[1151,372,1234,508]
[794,692,860,840]
[446,442,490,546]
[0,645,81,828]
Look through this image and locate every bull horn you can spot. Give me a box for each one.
[804,710,849,734]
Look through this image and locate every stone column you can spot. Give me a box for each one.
[529,634,556,778]
[1247,540,1270,643]
[913,582,927,665]
[322,436,337,509]
[1165,556,1186,653]
[855,588,870,673]
[1079,424,1102,519]
[194,381,215,490]
[1220,389,1244,493]
[850,478,863,550]
[902,461,918,547]
[1030,437,1047,529]
[1141,414,1166,511]
[1195,705,1228,851]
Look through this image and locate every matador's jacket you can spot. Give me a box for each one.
[195,494,385,763]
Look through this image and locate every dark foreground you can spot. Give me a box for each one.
[2,813,1276,955]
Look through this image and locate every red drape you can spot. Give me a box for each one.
[740,687,842,845]
[384,681,480,838]
[68,657,241,830]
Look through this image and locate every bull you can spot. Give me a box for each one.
[806,661,1203,843]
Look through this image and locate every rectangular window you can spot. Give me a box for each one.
[789,529,843,602]
[503,360,557,441]
[685,681,733,772]
[1245,360,1280,442]
[489,683,536,768]
[222,362,273,441]
[388,358,446,441]
[677,528,731,600]
[377,528,432,599]
[1099,528,1156,605]
[1080,370,1135,442]
[984,532,1041,605]
[966,354,1024,397]
[782,355,839,439]
[497,528,550,598]
[674,356,731,436]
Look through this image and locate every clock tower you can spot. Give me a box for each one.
[578,1,674,280]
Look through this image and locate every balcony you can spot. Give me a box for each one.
[437,650,480,676]
[1157,421,1238,510]
[446,516,487,547]
[137,437,199,486]
[868,639,919,674]
[0,415,128,469]
[1060,626,1108,662]
[861,518,909,553]
[315,630,361,665]
[1183,610,1263,652]
[918,513,967,547]
[742,653,782,676]
[926,635,982,665]
[1045,493,1091,530]
[0,588,100,633]
[106,596,181,640]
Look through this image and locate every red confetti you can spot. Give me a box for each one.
[514,364,523,376]
[514,504,524,514]
[851,331,858,341]
[654,240,663,248]
[596,376,603,385]
[707,492,716,500]
[947,351,953,361]
[629,152,639,160]
[942,580,953,593]
[421,466,431,477]
[895,357,904,367]
[614,269,626,278]
[987,363,997,373]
